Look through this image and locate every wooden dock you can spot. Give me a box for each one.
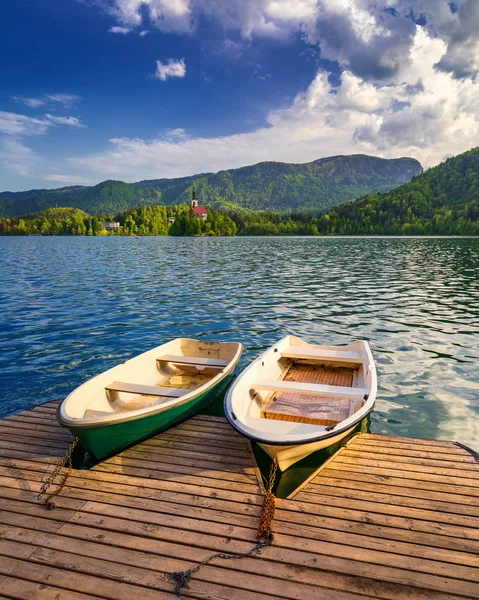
[0,400,478,599]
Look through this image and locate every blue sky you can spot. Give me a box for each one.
[1,0,479,191]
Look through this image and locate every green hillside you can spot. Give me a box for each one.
[1,148,477,236]
[0,154,422,217]
[313,147,479,235]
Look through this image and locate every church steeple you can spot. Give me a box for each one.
[191,186,198,208]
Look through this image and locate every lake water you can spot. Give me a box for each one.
[1,236,478,450]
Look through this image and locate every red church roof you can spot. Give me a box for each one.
[192,205,207,216]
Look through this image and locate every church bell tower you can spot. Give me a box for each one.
[191,186,198,208]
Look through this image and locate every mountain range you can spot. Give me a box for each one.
[0,154,422,217]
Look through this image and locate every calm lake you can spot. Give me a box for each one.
[1,236,478,449]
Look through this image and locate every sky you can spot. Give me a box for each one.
[1,0,479,191]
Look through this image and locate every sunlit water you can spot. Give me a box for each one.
[1,236,478,449]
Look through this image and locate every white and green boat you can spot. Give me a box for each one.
[57,338,242,460]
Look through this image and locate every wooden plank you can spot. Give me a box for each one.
[252,378,367,398]
[361,434,460,448]
[351,438,471,456]
[0,576,100,600]
[323,463,479,492]
[156,429,249,451]
[281,347,363,363]
[334,454,479,480]
[0,431,70,450]
[105,381,187,397]
[158,354,229,368]
[0,422,72,440]
[192,414,231,423]
[2,413,65,427]
[139,435,251,457]
[343,446,478,467]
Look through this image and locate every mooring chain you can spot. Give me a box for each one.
[171,458,278,596]
[37,436,79,510]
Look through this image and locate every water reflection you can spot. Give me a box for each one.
[0,236,478,448]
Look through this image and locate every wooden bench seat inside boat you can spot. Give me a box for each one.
[252,379,367,399]
[105,381,188,398]
[157,355,229,368]
[281,347,363,364]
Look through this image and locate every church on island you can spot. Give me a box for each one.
[190,187,207,220]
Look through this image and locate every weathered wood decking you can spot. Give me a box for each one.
[0,400,478,599]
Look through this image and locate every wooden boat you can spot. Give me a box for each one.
[58,338,242,460]
[224,335,376,471]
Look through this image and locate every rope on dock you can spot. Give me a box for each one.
[171,458,278,596]
[37,437,79,509]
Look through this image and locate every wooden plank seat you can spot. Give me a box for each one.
[105,381,188,398]
[252,379,368,399]
[281,347,363,364]
[157,354,229,368]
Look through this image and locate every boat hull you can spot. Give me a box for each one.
[65,374,233,461]
[259,424,355,471]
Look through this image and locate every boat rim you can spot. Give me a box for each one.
[57,341,243,430]
[225,406,375,446]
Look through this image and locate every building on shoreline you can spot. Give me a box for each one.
[103,221,120,231]
[190,187,207,220]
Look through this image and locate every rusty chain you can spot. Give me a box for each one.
[37,436,79,509]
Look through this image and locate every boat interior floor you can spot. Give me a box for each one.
[262,362,362,427]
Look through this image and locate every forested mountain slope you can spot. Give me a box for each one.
[0,154,422,217]
[314,148,479,235]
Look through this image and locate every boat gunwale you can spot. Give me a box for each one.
[57,340,243,430]
[226,406,375,446]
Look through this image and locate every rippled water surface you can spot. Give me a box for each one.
[1,236,478,448]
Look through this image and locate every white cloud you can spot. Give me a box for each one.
[109,25,131,34]
[153,58,186,81]
[45,93,81,108]
[106,0,191,33]
[0,111,51,136]
[11,96,46,109]
[45,114,86,128]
